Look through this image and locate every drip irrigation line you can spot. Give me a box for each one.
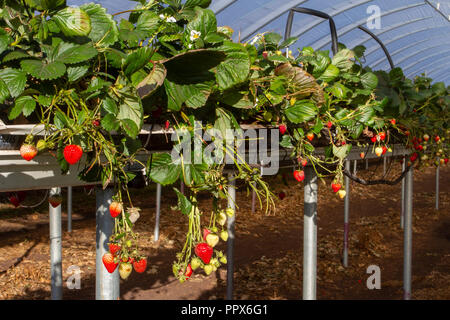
[343,164,413,185]
[19,189,49,209]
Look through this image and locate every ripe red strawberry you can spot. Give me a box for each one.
[390,119,396,125]
[63,144,83,165]
[109,201,122,218]
[278,191,286,200]
[262,51,268,59]
[434,135,440,142]
[119,262,132,280]
[133,258,147,273]
[165,120,170,130]
[203,228,211,241]
[108,243,121,256]
[301,158,308,167]
[20,144,37,161]
[331,183,341,193]
[9,195,20,208]
[444,158,449,164]
[378,132,386,141]
[410,152,418,162]
[48,194,62,208]
[102,253,118,273]
[360,152,365,159]
[306,133,314,142]
[92,120,100,127]
[423,134,429,141]
[293,170,305,182]
[326,121,332,129]
[371,136,377,143]
[194,243,213,264]
[279,125,287,135]
[382,146,387,155]
[184,264,193,279]
[341,140,346,145]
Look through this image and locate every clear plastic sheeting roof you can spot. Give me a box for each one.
[68,0,450,84]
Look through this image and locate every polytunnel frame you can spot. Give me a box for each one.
[0,1,446,300]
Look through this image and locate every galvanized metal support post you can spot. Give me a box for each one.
[154,183,162,241]
[96,187,119,300]
[227,174,236,300]
[353,160,357,175]
[49,187,62,300]
[401,157,405,229]
[435,159,439,210]
[403,166,413,300]
[67,186,72,232]
[303,166,317,300]
[343,160,350,268]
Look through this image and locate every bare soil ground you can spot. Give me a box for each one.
[0,161,448,300]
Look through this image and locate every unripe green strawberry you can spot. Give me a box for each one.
[204,264,213,275]
[119,262,132,280]
[36,140,47,151]
[220,255,227,264]
[217,211,227,226]
[210,258,220,268]
[220,230,228,241]
[191,257,202,270]
[206,233,219,248]
[226,207,235,218]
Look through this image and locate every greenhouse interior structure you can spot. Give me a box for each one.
[0,0,448,304]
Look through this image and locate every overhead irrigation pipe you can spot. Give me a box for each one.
[284,7,339,55]
[357,25,395,70]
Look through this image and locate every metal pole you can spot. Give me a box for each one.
[366,158,368,169]
[343,160,350,268]
[401,157,405,229]
[226,174,236,300]
[67,186,72,232]
[154,183,162,241]
[435,159,439,210]
[403,166,413,300]
[383,157,387,175]
[303,166,317,300]
[49,187,62,300]
[353,160,357,175]
[96,187,119,300]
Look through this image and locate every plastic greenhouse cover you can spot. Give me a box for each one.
[68,0,450,84]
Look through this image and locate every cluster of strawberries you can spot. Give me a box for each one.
[183,226,228,281]
[102,201,147,279]
[20,142,83,165]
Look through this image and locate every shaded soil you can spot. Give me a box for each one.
[0,160,448,300]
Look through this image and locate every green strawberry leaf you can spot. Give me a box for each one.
[0,68,27,98]
[21,59,66,80]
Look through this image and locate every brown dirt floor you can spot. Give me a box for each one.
[0,160,449,300]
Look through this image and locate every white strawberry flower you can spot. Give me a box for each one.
[159,14,177,23]
[190,30,201,41]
